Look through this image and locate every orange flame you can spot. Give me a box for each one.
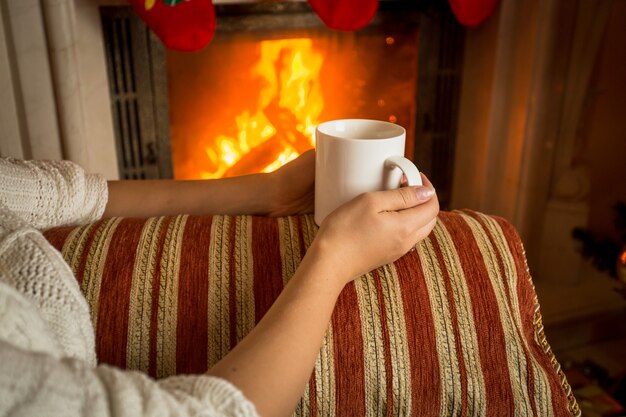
[198,38,322,179]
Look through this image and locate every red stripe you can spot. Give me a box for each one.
[493,216,572,416]
[331,283,366,416]
[252,217,283,322]
[176,215,212,374]
[95,218,143,368]
[229,217,238,349]
[396,247,441,415]
[373,270,395,417]
[148,216,173,377]
[440,212,515,416]
[42,225,75,251]
[74,219,105,286]
[429,228,469,417]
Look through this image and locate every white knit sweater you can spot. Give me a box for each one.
[0,158,258,417]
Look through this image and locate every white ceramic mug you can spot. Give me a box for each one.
[314,119,422,226]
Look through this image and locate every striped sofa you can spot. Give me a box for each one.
[44,210,580,416]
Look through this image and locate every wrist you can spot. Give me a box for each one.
[263,170,294,217]
[302,235,354,291]
[236,172,276,216]
[264,170,282,215]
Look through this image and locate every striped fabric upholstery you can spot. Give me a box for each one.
[43,211,579,416]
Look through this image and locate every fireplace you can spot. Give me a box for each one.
[101,1,464,207]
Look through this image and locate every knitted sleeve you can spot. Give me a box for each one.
[0,340,259,417]
[0,158,108,229]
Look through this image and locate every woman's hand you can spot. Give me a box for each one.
[266,150,315,217]
[310,173,439,287]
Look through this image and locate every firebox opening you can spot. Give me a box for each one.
[166,4,420,180]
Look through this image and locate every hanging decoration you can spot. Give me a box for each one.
[128,0,381,52]
[128,0,216,52]
[448,0,500,27]
[128,0,499,51]
[306,0,378,31]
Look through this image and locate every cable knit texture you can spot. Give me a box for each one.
[0,158,258,417]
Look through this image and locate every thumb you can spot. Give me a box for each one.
[372,185,435,212]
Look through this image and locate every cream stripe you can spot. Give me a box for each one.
[303,214,336,416]
[419,235,463,416]
[278,217,299,287]
[354,271,386,417]
[294,385,311,417]
[379,263,412,416]
[156,215,187,378]
[208,215,231,367]
[477,214,554,417]
[315,324,336,417]
[281,216,311,417]
[475,214,524,340]
[534,361,553,417]
[461,213,532,417]
[235,215,255,342]
[301,214,316,249]
[126,216,165,372]
[433,222,488,417]
[62,222,97,274]
[81,217,122,329]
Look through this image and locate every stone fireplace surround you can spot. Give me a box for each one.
[0,0,623,326]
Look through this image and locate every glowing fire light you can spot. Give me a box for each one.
[199,38,323,179]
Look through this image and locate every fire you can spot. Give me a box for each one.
[199,38,323,179]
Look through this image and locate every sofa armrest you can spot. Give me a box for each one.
[44,211,579,416]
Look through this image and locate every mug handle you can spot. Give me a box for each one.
[384,155,423,188]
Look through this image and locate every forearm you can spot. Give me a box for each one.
[103,173,276,218]
[206,241,346,417]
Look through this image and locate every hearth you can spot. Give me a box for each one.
[101,0,464,207]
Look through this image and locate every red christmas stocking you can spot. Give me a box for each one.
[448,0,500,27]
[129,0,216,52]
[307,0,378,31]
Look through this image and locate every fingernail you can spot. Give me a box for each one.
[414,186,435,200]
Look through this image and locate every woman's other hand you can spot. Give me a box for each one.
[311,173,439,287]
[267,149,315,217]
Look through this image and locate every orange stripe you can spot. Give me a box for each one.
[252,217,283,322]
[493,217,572,416]
[42,225,75,251]
[176,215,212,374]
[372,270,395,417]
[396,247,441,415]
[148,216,172,377]
[95,218,143,368]
[429,228,469,417]
[440,212,515,415]
[332,283,366,416]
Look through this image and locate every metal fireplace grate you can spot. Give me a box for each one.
[414,4,465,208]
[101,7,172,179]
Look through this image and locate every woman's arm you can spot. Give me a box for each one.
[207,175,439,417]
[103,151,315,218]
